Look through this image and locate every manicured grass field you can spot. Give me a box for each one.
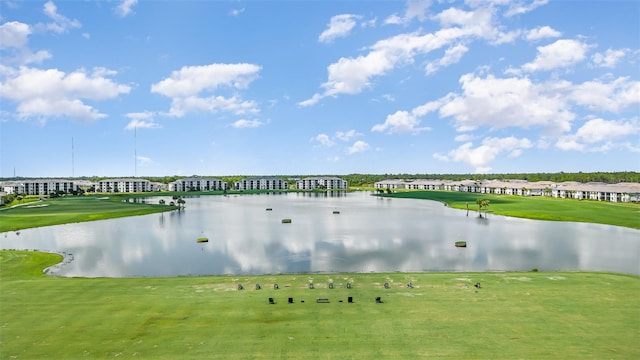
[381,190,640,229]
[0,195,175,233]
[2,190,639,232]
[1,251,638,359]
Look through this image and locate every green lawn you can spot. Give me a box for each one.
[1,251,638,359]
[0,195,176,233]
[381,190,640,229]
[2,190,639,233]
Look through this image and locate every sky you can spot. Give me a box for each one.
[0,0,639,178]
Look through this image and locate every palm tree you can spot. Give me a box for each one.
[476,198,490,218]
[481,199,490,217]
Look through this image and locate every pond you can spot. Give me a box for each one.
[1,191,638,277]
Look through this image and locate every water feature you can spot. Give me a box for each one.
[1,191,638,277]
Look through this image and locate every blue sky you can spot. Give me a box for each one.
[1,0,638,178]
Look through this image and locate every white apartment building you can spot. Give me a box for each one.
[373,179,640,203]
[0,179,77,195]
[234,177,288,191]
[296,177,347,190]
[169,177,228,191]
[95,178,159,193]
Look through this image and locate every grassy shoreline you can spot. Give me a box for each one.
[1,250,638,359]
[1,189,639,233]
[379,190,640,229]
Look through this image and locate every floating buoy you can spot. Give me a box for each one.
[197,237,209,243]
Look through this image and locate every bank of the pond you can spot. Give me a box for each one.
[2,189,640,232]
[0,189,337,232]
[379,190,640,229]
[0,194,177,232]
[1,250,638,359]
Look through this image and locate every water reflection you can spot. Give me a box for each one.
[1,191,638,277]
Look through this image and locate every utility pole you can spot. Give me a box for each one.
[134,127,137,177]
[72,137,75,178]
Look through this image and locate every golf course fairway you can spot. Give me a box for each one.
[1,251,638,359]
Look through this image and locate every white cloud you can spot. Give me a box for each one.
[436,73,574,135]
[434,136,533,173]
[167,95,258,117]
[525,26,561,41]
[425,43,468,74]
[346,140,370,154]
[454,133,474,142]
[556,118,640,151]
[405,0,431,22]
[385,0,431,25]
[335,129,361,141]
[41,1,81,34]
[592,48,628,68]
[570,77,640,113]
[151,63,261,117]
[0,21,52,65]
[231,119,263,128]
[301,5,501,106]
[319,14,360,43]
[136,155,153,167]
[371,109,431,134]
[0,66,131,122]
[0,21,30,48]
[125,111,161,130]
[431,7,496,39]
[301,30,458,105]
[504,0,549,17]
[313,133,335,147]
[230,8,245,16]
[125,119,161,130]
[384,14,404,25]
[522,39,590,72]
[152,63,260,98]
[491,29,522,45]
[116,0,138,17]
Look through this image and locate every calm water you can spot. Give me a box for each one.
[1,191,638,277]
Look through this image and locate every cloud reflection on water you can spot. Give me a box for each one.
[1,191,638,277]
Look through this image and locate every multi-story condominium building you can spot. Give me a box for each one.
[296,177,347,190]
[95,178,159,193]
[374,179,640,203]
[0,179,77,195]
[169,177,228,192]
[234,177,288,191]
